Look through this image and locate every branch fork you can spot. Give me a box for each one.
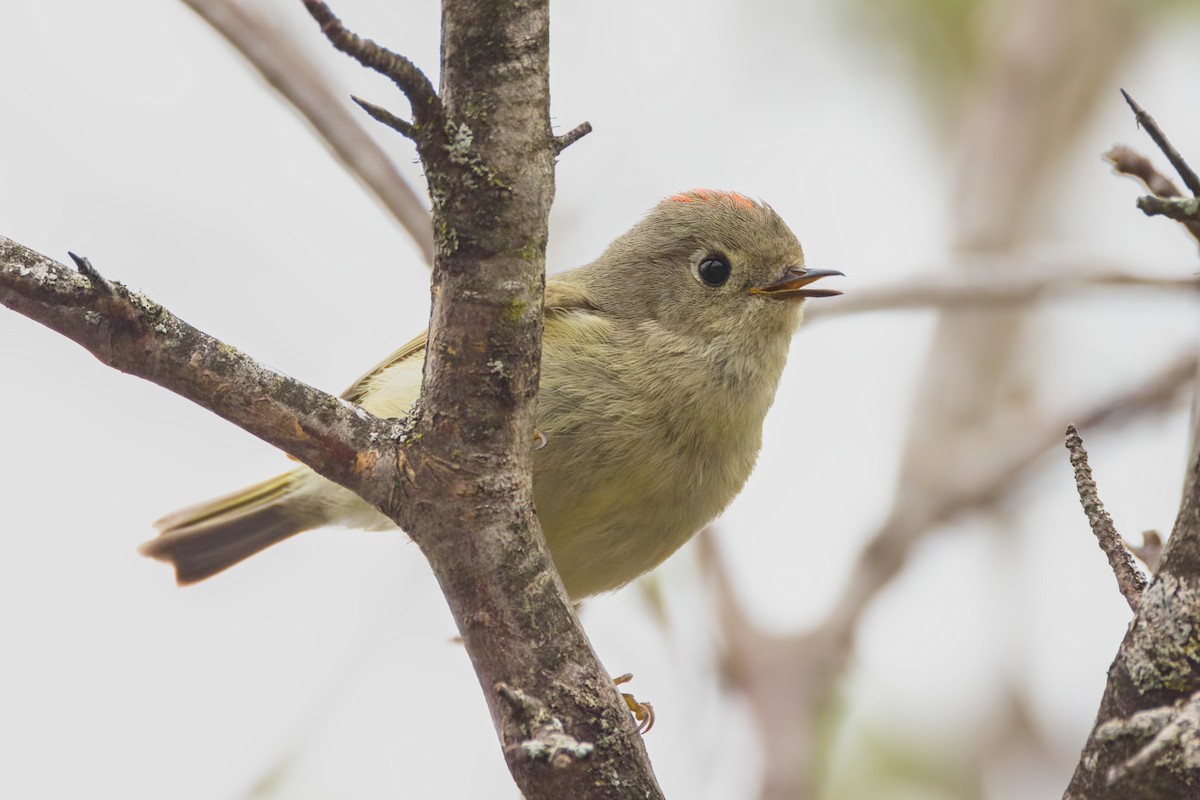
[1106,91,1200,244]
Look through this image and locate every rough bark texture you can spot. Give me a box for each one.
[1064,432,1200,798]
[393,3,662,796]
[0,1,662,798]
[1062,67,1200,800]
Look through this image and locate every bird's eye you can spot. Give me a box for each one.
[696,255,731,287]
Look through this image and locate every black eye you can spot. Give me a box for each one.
[697,255,731,287]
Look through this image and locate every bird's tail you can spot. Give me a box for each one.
[140,471,321,585]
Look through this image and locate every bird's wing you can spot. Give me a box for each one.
[340,275,598,406]
[544,277,598,313]
[340,331,429,405]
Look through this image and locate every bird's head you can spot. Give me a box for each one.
[583,189,842,344]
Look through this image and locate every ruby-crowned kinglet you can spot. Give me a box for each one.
[141,190,841,598]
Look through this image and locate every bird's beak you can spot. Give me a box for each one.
[749,266,844,300]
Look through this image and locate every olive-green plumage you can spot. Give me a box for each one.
[141,190,840,599]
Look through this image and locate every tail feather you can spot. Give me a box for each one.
[141,472,317,585]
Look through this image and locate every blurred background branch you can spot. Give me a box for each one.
[809,268,1197,318]
[181,0,434,265]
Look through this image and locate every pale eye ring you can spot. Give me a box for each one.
[696,254,731,287]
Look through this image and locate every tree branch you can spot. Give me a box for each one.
[352,95,416,140]
[1064,425,1200,798]
[1105,144,1187,198]
[305,2,662,798]
[1065,91,1200,800]
[1121,89,1200,197]
[1108,92,1200,246]
[301,0,441,137]
[180,0,435,265]
[0,240,403,510]
[1064,424,1148,611]
[553,121,593,154]
[2,1,663,797]
[705,351,1194,800]
[1138,194,1200,226]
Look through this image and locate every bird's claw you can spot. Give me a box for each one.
[613,672,655,733]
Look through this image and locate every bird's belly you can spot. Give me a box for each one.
[533,437,752,599]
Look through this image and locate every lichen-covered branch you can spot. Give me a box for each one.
[304,2,658,798]
[1065,424,1148,611]
[0,239,403,508]
[1,1,657,798]
[1063,90,1200,800]
[1064,444,1200,799]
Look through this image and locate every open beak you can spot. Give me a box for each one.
[749,266,844,299]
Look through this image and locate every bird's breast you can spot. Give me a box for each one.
[533,321,786,598]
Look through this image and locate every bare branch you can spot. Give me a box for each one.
[0,239,403,510]
[809,269,1198,319]
[352,95,416,140]
[553,121,592,154]
[1106,143,1200,244]
[1138,194,1200,226]
[180,0,434,266]
[301,0,441,133]
[1121,89,1200,197]
[1105,144,1186,198]
[705,353,1193,800]
[1064,424,1148,611]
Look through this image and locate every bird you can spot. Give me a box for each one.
[141,189,842,600]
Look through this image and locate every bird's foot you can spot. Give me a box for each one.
[613,672,655,733]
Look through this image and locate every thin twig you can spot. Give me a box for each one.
[1122,89,1200,197]
[553,122,593,154]
[1138,195,1200,226]
[1105,145,1185,198]
[301,0,441,131]
[1105,144,1200,244]
[67,252,113,295]
[352,96,416,140]
[180,0,434,266]
[1064,424,1148,611]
